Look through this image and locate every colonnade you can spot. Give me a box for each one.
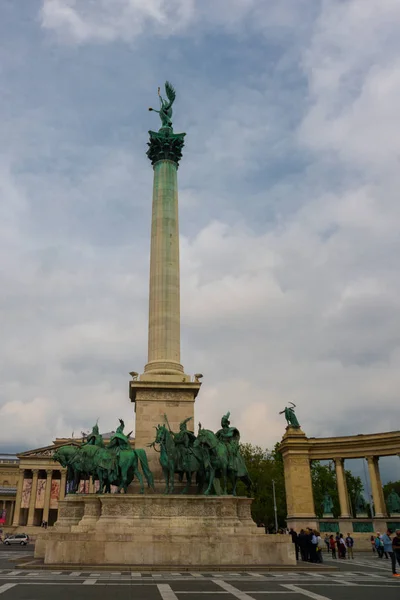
[12,468,67,527]
[280,427,400,530]
[334,456,386,518]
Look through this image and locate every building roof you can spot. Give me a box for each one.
[0,454,18,463]
[0,487,17,496]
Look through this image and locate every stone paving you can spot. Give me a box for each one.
[0,547,399,599]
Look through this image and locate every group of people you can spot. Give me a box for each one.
[371,529,400,577]
[325,533,354,559]
[289,529,355,563]
[289,529,326,563]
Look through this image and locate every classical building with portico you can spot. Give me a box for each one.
[0,433,135,535]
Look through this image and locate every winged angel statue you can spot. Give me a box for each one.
[149,81,176,129]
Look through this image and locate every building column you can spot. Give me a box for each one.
[42,470,53,524]
[9,501,15,526]
[12,469,25,527]
[60,470,67,500]
[367,456,386,518]
[27,470,39,526]
[334,458,351,518]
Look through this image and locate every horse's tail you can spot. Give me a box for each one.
[136,449,155,489]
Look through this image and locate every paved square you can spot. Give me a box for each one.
[0,547,399,599]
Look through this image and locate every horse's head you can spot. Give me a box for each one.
[53,445,79,468]
[194,428,216,450]
[154,424,168,445]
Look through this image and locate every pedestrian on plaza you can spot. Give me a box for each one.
[324,534,330,553]
[289,528,299,561]
[370,535,376,553]
[329,535,337,559]
[382,529,400,577]
[338,534,347,559]
[315,531,324,564]
[376,532,388,559]
[309,530,318,563]
[307,529,315,563]
[375,533,383,558]
[393,529,400,570]
[345,533,354,559]
[298,529,307,562]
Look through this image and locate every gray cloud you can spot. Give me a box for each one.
[0,1,399,484]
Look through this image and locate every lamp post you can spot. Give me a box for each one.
[272,479,278,533]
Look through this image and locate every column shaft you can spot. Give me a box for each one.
[42,470,53,523]
[27,470,39,526]
[60,470,67,500]
[145,160,183,375]
[335,458,351,518]
[367,457,386,517]
[12,470,24,527]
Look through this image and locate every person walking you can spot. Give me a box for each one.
[382,529,400,577]
[393,529,400,571]
[324,534,330,553]
[370,535,376,554]
[345,533,354,559]
[329,535,337,559]
[338,533,347,559]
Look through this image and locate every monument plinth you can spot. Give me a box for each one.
[130,116,200,477]
[36,494,295,566]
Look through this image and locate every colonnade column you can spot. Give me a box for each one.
[27,470,39,526]
[12,470,24,527]
[42,470,53,524]
[334,458,351,518]
[60,470,67,500]
[367,456,386,518]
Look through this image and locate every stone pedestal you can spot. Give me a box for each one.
[36,494,295,567]
[130,380,200,481]
[280,427,317,531]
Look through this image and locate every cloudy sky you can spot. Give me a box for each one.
[1,0,400,482]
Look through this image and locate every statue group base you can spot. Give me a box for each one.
[35,495,295,567]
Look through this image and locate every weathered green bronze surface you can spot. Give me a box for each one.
[53,420,154,495]
[148,81,176,128]
[355,491,367,514]
[279,403,300,428]
[147,81,186,167]
[386,489,400,513]
[151,412,252,496]
[322,492,334,514]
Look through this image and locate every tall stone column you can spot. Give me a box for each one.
[12,469,24,527]
[334,458,351,518]
[27,469,39,526]
[60,470,67,500]
[42,470,53,523]
[367,456,386,518]
[130,124,201,478]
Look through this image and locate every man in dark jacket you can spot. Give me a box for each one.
[289,528,299,561]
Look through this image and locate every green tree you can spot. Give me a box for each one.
[237,443,286,530]
[346,471,364,517]
[311,461,339,518]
